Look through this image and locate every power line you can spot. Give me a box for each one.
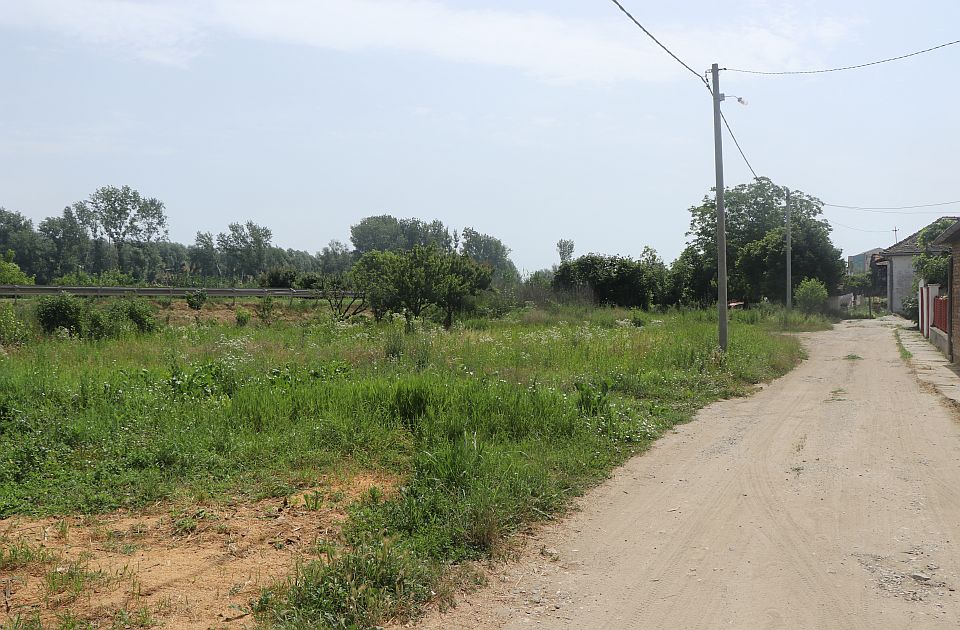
[606,0,761,182]
[723,38,960,75]
[719,110,758,180]
[828,220,895,233]
[824,200,960,212]
[606,0,709,89]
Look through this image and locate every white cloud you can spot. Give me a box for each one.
[0,0,855,82]
[1,0,201,66]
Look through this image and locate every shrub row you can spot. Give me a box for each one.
[35,293,157,339]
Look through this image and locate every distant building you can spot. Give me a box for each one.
[847,248,883,274]
[880,218,957,314]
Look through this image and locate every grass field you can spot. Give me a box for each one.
[0,301,827,629]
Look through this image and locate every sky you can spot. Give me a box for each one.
[1,0,958,273]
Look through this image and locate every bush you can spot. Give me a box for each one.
[35,295,157,340]
[0,260,34,285]
[260,266,299,289]
[235,308,251,327]
[87,307,132,340]
[112,298,157,333]
[53,270,135,287]
[185,289,207,312]
[900,296,919,322]
[35,293,86,335]
[0,304,29,346]
[794,278,828,314]
[256,296,275,324]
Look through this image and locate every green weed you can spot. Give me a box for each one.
[0,304,814,627]
[895,329,913,360]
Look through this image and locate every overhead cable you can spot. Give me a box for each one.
[719,111,758,180]
[724,39,960,75]
[606,0,709,89]
[607,1,760,182]
[828,220,895,233]
[823,200,960,212]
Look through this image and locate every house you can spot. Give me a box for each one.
[931,222,960,361]
[879,219,955,314]
[847,247,883,274]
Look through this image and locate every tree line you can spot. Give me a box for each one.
[0,188,518,289]
[1,178,848,314]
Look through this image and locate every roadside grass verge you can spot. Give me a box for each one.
[894,328,913,360]
[0,305,818,628]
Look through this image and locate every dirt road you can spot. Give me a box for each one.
[420,319,960,629]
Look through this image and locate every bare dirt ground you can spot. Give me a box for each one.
[418,319,960,629]
[1,472,397,628]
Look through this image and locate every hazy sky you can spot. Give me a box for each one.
[1,0,957,272]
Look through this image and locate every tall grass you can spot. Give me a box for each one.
[0,304,816,628]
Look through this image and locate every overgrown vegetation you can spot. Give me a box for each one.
[794,278,828,314]
[0,301,822,628]
[33,293,156,339]
[895,328,913,360]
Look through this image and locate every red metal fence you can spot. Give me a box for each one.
[933,296,949,332]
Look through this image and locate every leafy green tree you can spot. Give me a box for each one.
[0,259,34,284]
[352,246,492,325]
[843,272,873,297]
[74,186,168,274]
[351,215,405,255]
[350,215,452,256]
[217,221,272,278]
[682,177,844,304]
[554,251,667,309]
[556,239,575,264]
[260,266,299,288]
[436,252,493,329]
[0,208,53,281]
[352,250,404,320]
[188,232,221,277]
[318,239,354,275]
[39,207,90,279]
[913,217,954,286]
[795,278,828,314]
[460,227,519,286]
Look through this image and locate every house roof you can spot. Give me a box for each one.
[880,217,958,256]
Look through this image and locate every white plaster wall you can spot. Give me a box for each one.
[888,254,916,314]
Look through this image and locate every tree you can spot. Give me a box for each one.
[260,266,298,288]
[350,215,453,256]
[216,221,272,278]
[460,227,519,286]
[188,232,221,277]
[318,239,354,274]
[350,215,406,255]
[556,239,575,264]
[553,251,667,309]
[436,252,492,329]
[795,278,828,314]
[0,259,34,285]
[681,177,844,304]
[913,217,954,286]
[352,250,404,320]
[74,186,168,274]
[39,207,90,279]
[843,272,872,297]
[351,246,492,325]
[0,208,52,281]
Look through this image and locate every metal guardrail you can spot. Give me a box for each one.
[0,285,358,299]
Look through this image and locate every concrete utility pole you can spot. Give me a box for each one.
[785,188,792,310]
[711,63,728,351]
